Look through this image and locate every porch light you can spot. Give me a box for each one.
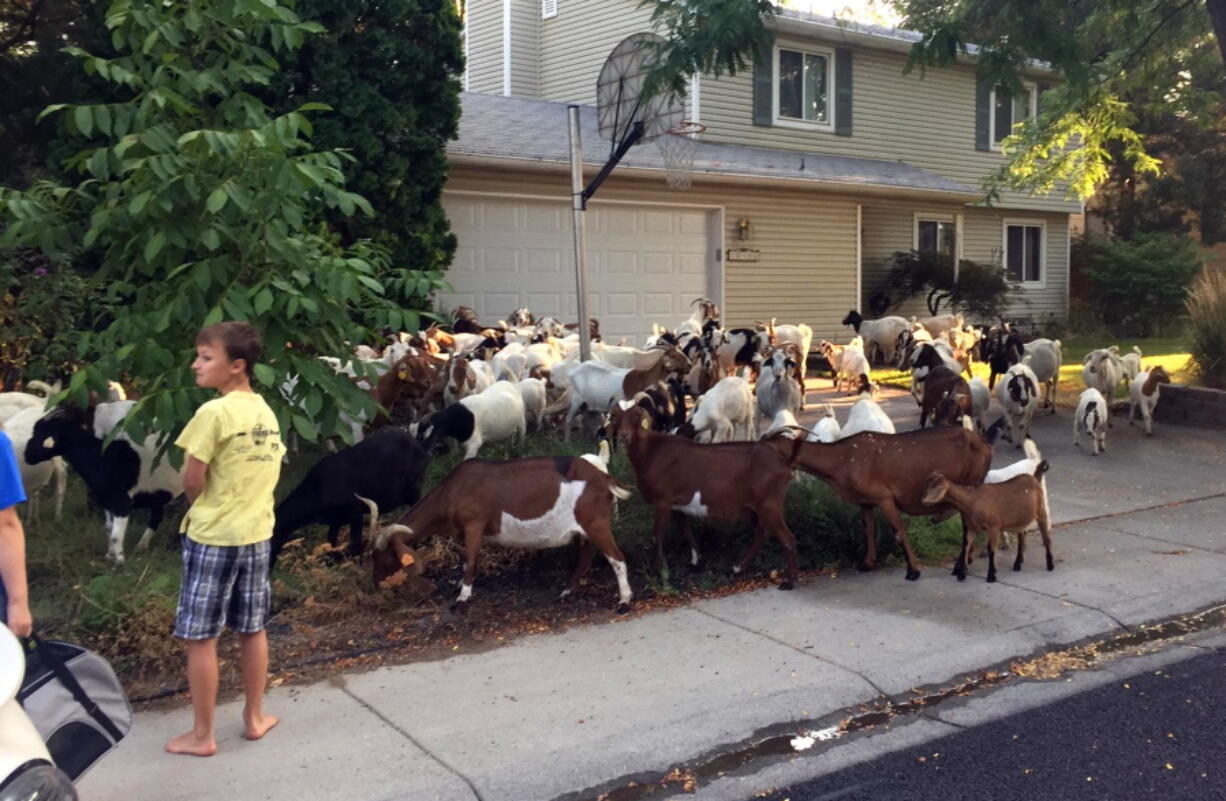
[737,217,752,241]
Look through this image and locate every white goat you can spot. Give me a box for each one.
[420,380,526,460]
[755,351,802,420]
[808,404,842,443]
[1118,346,1143,387]
[1021,338,1062,412]
[1082,348,1124,414]
[1128,366,1171,436]
[996,363,1040,447]
[842,311,908,364]
[968,377,990,431]
[762,409,800,439]
[683,376,756,443]
[515,377,547,430]
[913,313,963,339]
[1073,387,1109,455]
[841,392,896,438]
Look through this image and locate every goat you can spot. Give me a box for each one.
[755,350,803,421]
[841,311,908,365]
[372,442,635,611]
[968,377,990,432]
[450,305,486,335]
[714,328,769,376]
[762,409,801,439]
[443,355,495,407]
[620,380,686,433]
[894,322,933,369]
[1081,348,1123,427]
[922,461,1052,583]
[675,298,721,340]
[1,407,68,522]
[809,404,842,443]
[25,405,182,564]
[841,391,896,438]
[1127,366,1171,436]
[515,377,547,430]
[419,380,526,459]
[1073,387,1109,455]
[680,344,721,401]
[836,347,872,396]
[611,405,800,588]
[507,307,535,327]
[913,313,963,340]
[554,346,690,441]
[919,366,972,428]
[1119,346,1143,387]
[271,428,430,564]
[764,422,993,580]
[978,437,1046,556]
[0,391,49,426]
[982,325,1025,390]
[532,316,566,342]
[677,376,756,443]
[909,341,961,403]
[1021,338,1062,412]
[996,363,1040,447]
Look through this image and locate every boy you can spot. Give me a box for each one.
[0,427,31,637]
[167,322,283,757]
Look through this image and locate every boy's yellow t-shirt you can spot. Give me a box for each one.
[174,391,283,546]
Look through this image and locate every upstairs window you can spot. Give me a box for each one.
[774,45,833,129]
[990,84,1035,148]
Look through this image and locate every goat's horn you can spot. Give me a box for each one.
[355,494,382,549]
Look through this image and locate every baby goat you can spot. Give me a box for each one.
[922,461,1053,583]
[1073,387,1109,455]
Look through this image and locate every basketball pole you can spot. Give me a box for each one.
[567,104,593,363]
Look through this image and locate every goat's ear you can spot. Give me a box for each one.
[1025,377,1037,396]
[640,413,651,430]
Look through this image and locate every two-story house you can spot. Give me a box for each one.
[441,1,1078,345]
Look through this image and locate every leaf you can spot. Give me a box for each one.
[96,105,113,136]
[295,102,332,113]
[206,186,227,213]
[74,106,93,137]
[253,287,274,314]
[201,228,220,251]
[144,231,167,263]
[292,413,318,444]
[253,363,276,387]
[129,191,153,215]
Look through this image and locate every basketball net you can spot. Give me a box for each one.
[656,121,705,189]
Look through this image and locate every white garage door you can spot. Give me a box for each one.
[440,194,718,346]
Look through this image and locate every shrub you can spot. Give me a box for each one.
[1086,232,1204,336]
[878,250,1016,321]
[1187,269,1226,388]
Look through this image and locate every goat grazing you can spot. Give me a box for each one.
[419,380,526,459]
[678,376,756,443]
[611,405,801,588]
[25,406,182,564]
[1073,387,1109,455]
[271,428,430,564]
[371,442,635,611]
[922,461,1052,583]
[1128,366,1171,436]
[841,391,896,438]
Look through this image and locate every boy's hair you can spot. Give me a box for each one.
[195,321,263,377]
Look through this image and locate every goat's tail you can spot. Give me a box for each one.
[1022,437,1041,462]
[1034,459,1050,479]
[822,403,835,419]
[609,481,633,501]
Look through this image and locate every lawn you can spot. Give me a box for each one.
[873,334,1196,407]
[22,429,965,700]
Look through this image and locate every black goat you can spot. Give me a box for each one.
[982,325,1025,389]
[271,428,430,565]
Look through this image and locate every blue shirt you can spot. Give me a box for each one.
[0,431,24,510]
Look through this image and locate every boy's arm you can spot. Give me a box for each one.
[183,456,209,504]
[0,505,31,637]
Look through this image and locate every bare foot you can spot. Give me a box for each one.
[165,731,217,757]
[243,712,279,741]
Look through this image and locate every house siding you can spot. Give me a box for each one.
[537,1,655,104]
[445,165,860,341]
[466,0,505,95]
[963,208,1069,322]
[860,198,965,320]
[701,40,1079,214]
[509,0,539,97]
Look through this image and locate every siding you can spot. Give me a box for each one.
[509,0,539,97]
[445,165,860,341]
[537,1,655,104]
[860,198,965,320]
[466,0,505,95]
[701,39,1079,214]
[963,208,1069,322]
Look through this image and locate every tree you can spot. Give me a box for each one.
[897,0,1226,202]
[0,0,409,453]
[265,0,463,296]
[879,250,1016,320]
[639,0,777,99]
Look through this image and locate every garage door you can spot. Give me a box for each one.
[439,195,718,346]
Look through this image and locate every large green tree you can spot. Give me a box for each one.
[0,0,410,450]
[265,0,463,289]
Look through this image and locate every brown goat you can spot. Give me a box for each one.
[919,366,972,428]
[764,423,992,581]
[372,446,635,610]
[921,461,1052,583]
[368,354,437,428]
[610,405,801,589]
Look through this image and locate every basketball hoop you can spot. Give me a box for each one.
[657,121,705,189]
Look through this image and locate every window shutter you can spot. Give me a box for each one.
[753,50,773,127]
[835,47,852,136]
[975,74,991,151]
[541,0,557,19]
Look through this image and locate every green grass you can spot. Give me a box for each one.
[23,430,966,684]
[874,334,1197,406]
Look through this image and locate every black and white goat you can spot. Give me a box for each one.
[25,405,182,564]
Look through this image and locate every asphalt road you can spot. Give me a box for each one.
[753,648,1226,801]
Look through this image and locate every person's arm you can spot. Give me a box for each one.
[183,456,209,504]
[0,505,31,637]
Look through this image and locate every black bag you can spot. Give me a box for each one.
[18,634,133,780]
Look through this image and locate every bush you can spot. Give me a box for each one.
[1187,269,1226,388]
[1086,232,1204,336]
[878,250,1016,320]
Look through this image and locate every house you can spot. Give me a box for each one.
[441,1,1077,346]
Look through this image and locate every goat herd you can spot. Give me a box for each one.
[0,300,1174,613]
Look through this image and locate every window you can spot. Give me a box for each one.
[990,84,1035,148]
[774,45,833,128]
[916,217,956,258]
[1004,221,1044,285]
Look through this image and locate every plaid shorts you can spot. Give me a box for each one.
[174,536,271,640]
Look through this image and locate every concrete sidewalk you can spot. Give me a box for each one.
[79,390,1226,801]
